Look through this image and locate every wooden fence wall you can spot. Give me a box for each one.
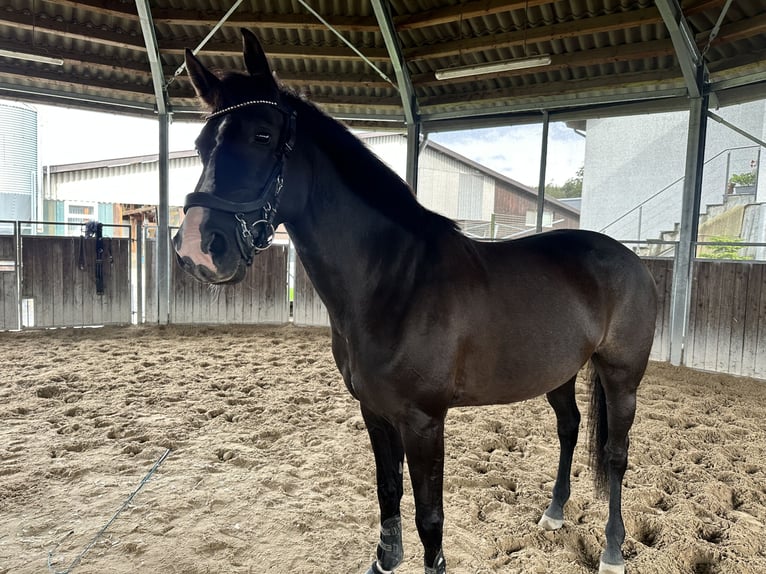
[686,260,766,379]
[643,257,766,378]
[0,236,18,330]
[20,236,131,327]
[145,240,289,324]
[293,258,330,327]
[643,258,674,362]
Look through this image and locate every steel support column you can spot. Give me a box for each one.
[406,122,423,192]
[157,111,170,324]
[136,0,170,324]
[371,0,421,190]
[536,111,550,233]
[669,94,709,365]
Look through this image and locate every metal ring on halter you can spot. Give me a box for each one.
[251,220,276,251]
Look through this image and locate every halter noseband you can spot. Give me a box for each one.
[183,99,297,266]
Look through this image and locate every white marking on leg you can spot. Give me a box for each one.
[537,512,565,531]
[599,560,625,574]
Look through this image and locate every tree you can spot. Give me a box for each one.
[546,166,583,199]
[699,236,752,260]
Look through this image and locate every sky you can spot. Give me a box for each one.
[23,100,585,188]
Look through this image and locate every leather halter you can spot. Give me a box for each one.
[183,99,297,266]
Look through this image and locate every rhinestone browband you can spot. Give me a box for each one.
[205,99,280,120]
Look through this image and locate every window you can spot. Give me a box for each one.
[525,210,553,228]
[65,201,97,236]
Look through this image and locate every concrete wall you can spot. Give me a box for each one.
[581,100,766,242]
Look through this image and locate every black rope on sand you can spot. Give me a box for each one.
[47,449,172,574]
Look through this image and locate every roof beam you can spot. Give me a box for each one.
[414,39,678,86]
[0,63,155,97]
[656,0,706,97]
[154,10,379,32]
[394,0,551,31]
[160,41,389,61]
[699,11,766,47]
[419,68,686,110]
[0,79,155,112]
[43,0,381,32]
[370,0,417,125]
[0,8,145,51]
[405,7,665,61]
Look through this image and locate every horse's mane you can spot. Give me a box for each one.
[280,90,460,237]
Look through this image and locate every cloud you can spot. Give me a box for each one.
[431,123,585,187]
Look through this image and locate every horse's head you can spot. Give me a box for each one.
[173,29,297,284]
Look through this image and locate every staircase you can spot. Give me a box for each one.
[648,190,757,257]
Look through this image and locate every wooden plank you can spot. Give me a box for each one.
[0,236,15,260]
[102,238,129,325]
[72,238,93,325]
[703,261,724,372]
[254,247,280,323]
[715,262,736,374]
[116,239,131,324]
[61,237,76,327]
[0,271,19,330]
[86,238,103,326]
[643,258,673,362]
[727,262,751,376]
[31,238,54,327]
[0,235,18,331]
[686,260,704,371]
[659,259,674,362]
[741,264,763,377]
[293,254,330,327]
[754,265,766,379]
[144,239,157,323]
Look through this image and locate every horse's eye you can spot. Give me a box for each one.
[252,133,271,145]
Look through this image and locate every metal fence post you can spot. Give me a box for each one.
[136,219,143,324]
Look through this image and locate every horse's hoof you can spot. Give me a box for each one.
[537,512,564,531]
[365,561,394,574]
[599,559,625,574]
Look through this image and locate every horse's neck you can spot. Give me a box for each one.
[285,150,423,332]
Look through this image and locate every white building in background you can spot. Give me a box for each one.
[40,134,579,240]
[580,99,766,255]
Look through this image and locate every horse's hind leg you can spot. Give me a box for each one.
[361,405,405,574]
[539,375,580,531]
[590,356,642,574]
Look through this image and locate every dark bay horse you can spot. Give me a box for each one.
[173,30,658,574]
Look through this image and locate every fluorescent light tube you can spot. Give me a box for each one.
[0,49,64,66]
[435,55,552,80]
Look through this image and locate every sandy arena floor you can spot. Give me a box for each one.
[0,325,764,573]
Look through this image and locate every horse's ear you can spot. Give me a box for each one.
[185,48,221,107]
[242,28,276,85]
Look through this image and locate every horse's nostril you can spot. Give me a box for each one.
[208,233,227,256]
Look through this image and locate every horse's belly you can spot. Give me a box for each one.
[447,338,593,407]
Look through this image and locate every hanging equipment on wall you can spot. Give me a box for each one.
[79,221,112,295]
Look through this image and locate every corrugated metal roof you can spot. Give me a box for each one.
[1,1,765,129]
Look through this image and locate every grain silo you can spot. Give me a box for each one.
[0,102,38,232]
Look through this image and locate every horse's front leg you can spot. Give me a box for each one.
[361,404,405,574]
[401,409,447,574]
[539,376,580,530]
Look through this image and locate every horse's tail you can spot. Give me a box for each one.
[587,362,609,498]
